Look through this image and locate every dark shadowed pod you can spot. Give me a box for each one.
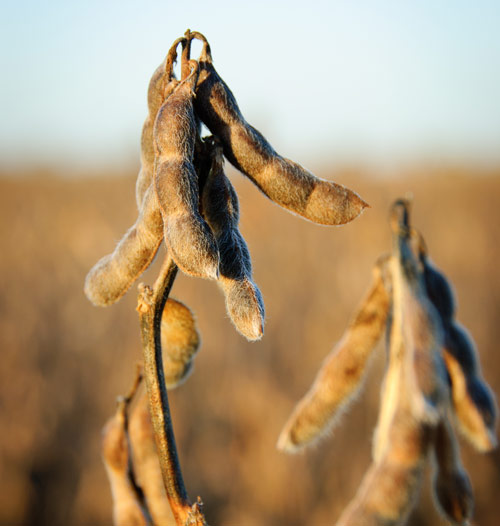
[200,137,265,341]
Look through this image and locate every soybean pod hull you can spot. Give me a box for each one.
[445,324,497,432]
[201,145,251,279]
[443,348,497,451]
[128,395,174,526]
[337,409,431,526]
[431,419,474,525]
[84,185,163,306]
[201,141,264,340]
[392,226,448,422]
[102,403,149,526]
[154,80,197,160]
[277,260,390,453]
[423,260,456,322]
[153,65,219,279]
[161,297,200,388]
[194,55,368,226]
[136,55,180,209]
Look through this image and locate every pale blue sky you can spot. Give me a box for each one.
[1,0,500,171]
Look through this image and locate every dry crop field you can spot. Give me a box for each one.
[0,165,499,525]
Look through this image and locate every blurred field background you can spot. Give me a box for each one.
[0,164,499,526]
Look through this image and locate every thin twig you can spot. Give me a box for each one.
[137,256,207,525]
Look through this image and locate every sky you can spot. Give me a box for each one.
[1,0,500,171]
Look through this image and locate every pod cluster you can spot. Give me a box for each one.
[84,30,368,347]
[278,199,497,526]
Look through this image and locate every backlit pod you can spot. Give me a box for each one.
[84,185,164,306]
[129,394,175,526]
[161,297,200,388]
[102,400,149,526]
[135,37,184,209]
[277,255,390,452]
[190,32,368,226]
[153,60,219,279]
[416,232,497,451]
[374,201,449,462]
[200,138,264,341]
[431,417,474,525]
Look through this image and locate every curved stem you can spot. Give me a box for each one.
[165,36,187,81]
[181,29,193,80]
[137,256,193,524]
[190,30,212,62]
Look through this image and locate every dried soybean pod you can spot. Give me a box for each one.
[337,400,432,526]
[102,399,150,526]
[341,267,435,526]
[190,32,368,226]
[374,201,448,462]
[431,418,474,525]
[129,394,176,526]
[277,255,390,453]
[161,297,200,388]
[154,60,219,280]
[84,185,164,306]
[413,229,497,449]
[416,231,456,321]
[443,347,497,452]
[390,200,448,423]
[201,139,264,341]
[135,38,183,208]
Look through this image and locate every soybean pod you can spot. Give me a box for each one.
[84,184,164,306]
[129,394,175,526]
[337,388,432,526]
[161,297,200,388]
[389,201,448,425]
[431,417,474,525]
[135,37,183,209]
[153,60,219,280]
[102,399,150,526]
[443,336,497,452]
[190,32,368,226]
[417,230,497,451]
[277,255,390,453]
[200,138,265,341]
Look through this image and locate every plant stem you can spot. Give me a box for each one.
[137,256,198,525]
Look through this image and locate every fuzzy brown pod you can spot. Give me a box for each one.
[373,201,448,464]
[431,418,474,526]
[187,31,368,226]
[443,346,497,452]
[102,399,150,526]
[154,60,219,280]
[199,138,265,341]
[277,255,390,453]
[339,204,442,524]
[417,234,456,321]
[129,393,176,526]
[161,297,200,388]
[336,398,432,526]
[84,185,164,306]
[135,37,184,209]
[388,200,448,424]
[416,232,498,451]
